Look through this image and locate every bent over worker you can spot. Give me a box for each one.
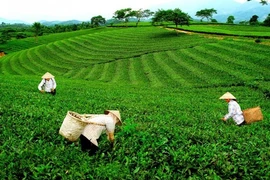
[80,110,122,155]
[38,72,57,95]
[219,92,245,126]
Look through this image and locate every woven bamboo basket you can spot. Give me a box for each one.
[243,106,263,124]
[59,111,89,141]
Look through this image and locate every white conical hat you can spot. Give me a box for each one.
[104,110,122,125]
[219,92,236,100]
[42,72,54,78]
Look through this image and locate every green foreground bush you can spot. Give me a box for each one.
[0,26,269,179]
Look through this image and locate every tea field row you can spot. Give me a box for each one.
[0,26,269,179]
[0,75,269,179]
[0,27,269,91]
[0,27,118,54]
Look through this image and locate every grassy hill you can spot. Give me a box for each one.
[0,25,269,179]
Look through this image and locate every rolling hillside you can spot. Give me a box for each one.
[0,26,270,179]
[0,27,269,90]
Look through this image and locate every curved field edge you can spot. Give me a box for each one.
[0,27,217,76]
[0,27,120,54]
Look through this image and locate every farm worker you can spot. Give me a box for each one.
[80,110,122,155]
[38,72,57,95]
[219,92,245,126]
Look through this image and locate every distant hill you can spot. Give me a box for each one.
[0,17,29,24]
[213,2,270,23]
[0,18,86,26]
[40,20,85,26]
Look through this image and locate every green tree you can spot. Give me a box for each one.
[16,32,27,39]
[247,0,268,5]
[0,28,15,44]
[195,8,217,22]
[152,9,190,27]
[168,8,190,27]
[71,24,78,31]
[263,14,270,26]
[32,22,42,42]
[151,9,168,25]
[227,15,235,24]
[1,22,6,27]
[80,21,92,29]
[113,8,135,26]
[91,15,106,27]
[54,24,63,33]
[249,15,259,25]
[133,9,154,27]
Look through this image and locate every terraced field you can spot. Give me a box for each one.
[0,27,269,90]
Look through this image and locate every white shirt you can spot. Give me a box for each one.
[82,115,115,146]
[38,78,56,92]
[224,100,245,125]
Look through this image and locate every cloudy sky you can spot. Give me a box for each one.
[1,0,268,23]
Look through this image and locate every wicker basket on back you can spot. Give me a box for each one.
[243,106,263,124]
[59,111,89,141]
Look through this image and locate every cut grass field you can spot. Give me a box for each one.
[0,25,269,179]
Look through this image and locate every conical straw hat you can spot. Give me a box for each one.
[219,92,236,100]
[42,72,54,79]
[105,110,122,125]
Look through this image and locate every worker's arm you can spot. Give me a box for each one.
[108,132,114,143]
[106,117,116,148]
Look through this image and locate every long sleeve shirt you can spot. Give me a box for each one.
[38,78,56,92]
[82,115,115,147]
[224,100,245,125]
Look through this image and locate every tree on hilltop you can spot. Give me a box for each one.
[133,9,154,27]
[152,8,190,27]
[227,15,235,24]
[263,14,270,26]
[151,9,167,25]
[113,8,135,26]
[249,15,259,25]
[91,15,106,27]
[169,8,190,27]
[195,8,217,22]
[32,22,43,42]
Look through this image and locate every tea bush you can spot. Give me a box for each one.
[0,26,269,179]
[0,75,269,179]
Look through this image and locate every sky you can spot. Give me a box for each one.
[1,0,269,23]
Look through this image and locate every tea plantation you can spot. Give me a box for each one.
[0,26,269,179]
